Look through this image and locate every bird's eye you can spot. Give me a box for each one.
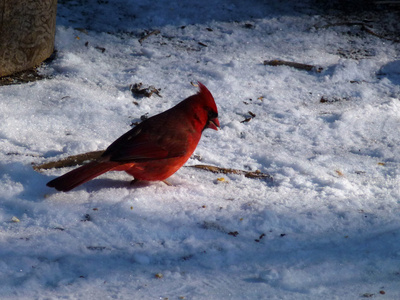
[208,110,218,119]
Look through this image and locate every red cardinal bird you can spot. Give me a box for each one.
[47,82,219,192]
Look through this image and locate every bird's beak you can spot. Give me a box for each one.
[208,117,220,131]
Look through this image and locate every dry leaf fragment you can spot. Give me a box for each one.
[361,293,374,298]
[255,233,266,242]
[335,170,344,177]
[130,83,162,98]
[241,111,256,123]
[240,117,252,123]
[95,46,106,53]
[244,23,255,29]
[82,214,91,222]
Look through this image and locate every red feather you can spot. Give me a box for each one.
[47,82,219,191]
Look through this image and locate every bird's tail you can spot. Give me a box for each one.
[46,161,120,192]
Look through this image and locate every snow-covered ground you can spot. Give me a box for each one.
[1,0,400,298]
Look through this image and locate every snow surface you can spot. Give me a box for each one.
[1,0,400,299]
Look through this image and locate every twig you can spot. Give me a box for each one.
[317,22,366,29]
[138,30,160,44]
[33,151,273,182]
[360,25,399,42]
[33,150,104,171]
[94,46,106,53]
[316,22,400,43]
[189,164,273,180]
[263,59,323,73]
[375,1,400,4]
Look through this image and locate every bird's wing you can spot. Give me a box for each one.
[102,123,187,162]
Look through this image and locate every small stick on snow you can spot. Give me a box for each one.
[189,164,273,180]
[264,59,323,73]
[33,150,104,170]
[33,152,272,181]
[138,30,161,44]
[263,59,323,73]
[315,22,400,43]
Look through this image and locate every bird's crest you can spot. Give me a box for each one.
[196,81,218,112]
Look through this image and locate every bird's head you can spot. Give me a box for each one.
[173,81,219,133]
[196,82,220,131]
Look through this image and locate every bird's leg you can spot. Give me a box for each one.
[130,179,172,186]
[162,180,172,186]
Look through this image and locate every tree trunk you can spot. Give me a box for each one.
[0,0,57,77]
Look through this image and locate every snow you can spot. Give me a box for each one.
[1,0,400,298]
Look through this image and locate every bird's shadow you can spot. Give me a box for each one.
[74,177,162,192]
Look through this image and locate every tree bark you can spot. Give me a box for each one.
[0,0,57,77]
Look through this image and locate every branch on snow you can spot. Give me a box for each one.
[189,164,273,181]
[33,150,104,171]
[33,151,273,181]
[263,59,323,73]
